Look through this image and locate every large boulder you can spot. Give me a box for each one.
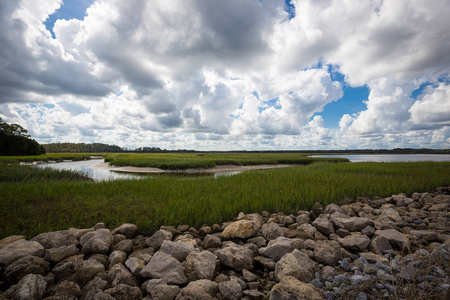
[314,240,341,266]
[111,223,138,239]
[160,240,194,262]
[0,239,44,266]
[0,235,26,250]
[217,244,254,271]
[8,274,47,300]
[312,215,335,236]
[270,276,326,300]
[146,230,173,250]
[76,259,105,286]
[107,263,138,287]
[262,223,285,241]
[275,249,316,282]
[374,229,411,251]
[31,230,78,249]
[184,250,217,281]
[44,244,79,263]
[221,213,263,239]
[80,229,113,254]
[259,237,294,262]
[4,255,50,284]
[140,251,187,285]
[337,234,371,251]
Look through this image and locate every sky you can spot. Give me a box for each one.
[0,0,449,150]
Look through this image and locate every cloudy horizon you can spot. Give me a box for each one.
[0,0,449,150]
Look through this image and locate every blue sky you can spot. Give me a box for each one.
[0,0,449,150]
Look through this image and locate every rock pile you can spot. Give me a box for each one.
[0,187,449,300]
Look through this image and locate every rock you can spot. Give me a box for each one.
[140,251,187,285]
[314,241,340,266]
[104,283,142,300]
[243,289,265,299]
[107,263,138,287]
[259,237,294,262]
[160,240,194,262]
[0,235,26,250]
[0,239,45,266]
[68,227,95,240]
[12,274,47,300]
[44,244,79,263]
[176,279,218,300]
[381,209,403,223]
[331,216,374,232]
[52,254,84,280]
[275,249,316,282]
[312,215,335,236]
[203,234,222,249]
[112,239,133,254]
[254,255,276,270]
[410,230,438,241]
[361,226,376,237]
[262,223,285,241]
[243,269,258,282]
[337,235,371,251]
[149,283,180,300]
[46,280,81,299]
[31,230,78,249]
[83,288,114,300]
[321,266,337,280]
[221,213,263,239]
[129,247,154,263]
[358,252,388,263]
[247,236,267,248]
[219,280,243,300]
[111,223,138,239]
[80,229,113,254]
[184,250,217,281]
[145,230,173,250]
[82,277,107,296]
[374,229,411,251]
[4,255,50,284]
[108,250,127,269]
[76,259,105,286]
[124,256,146,276]
[270,276,326,300]
[217,244,254,271]
[369,236,392,255]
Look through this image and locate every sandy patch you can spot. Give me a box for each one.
[92,162,295,174]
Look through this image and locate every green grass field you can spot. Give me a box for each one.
[1,155,449,239]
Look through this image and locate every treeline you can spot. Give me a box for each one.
[230,148,450,154]
[43,143,195,153]
[0,118,46,156]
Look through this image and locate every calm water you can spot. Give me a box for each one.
[37,159,147,182]
[310,154,450,162]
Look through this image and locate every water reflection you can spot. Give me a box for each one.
[310,154,450,162]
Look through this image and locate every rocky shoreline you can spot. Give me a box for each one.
[0,187,449,300]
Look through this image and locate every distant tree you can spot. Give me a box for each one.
[0,118,46,156]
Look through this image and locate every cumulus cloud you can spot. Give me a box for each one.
[0,0,449,149]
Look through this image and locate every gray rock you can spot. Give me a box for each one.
[68,227,95,240]
[80,229,113,254]
[247,236,267,248]
[111,223,138,239]
[88,253,109,268]
[337,235,371,251]
[104,283,142,300]
[76,259,105,286]
[219,280,243,300]
[275,249,316,282]
[4,255,50,284]
[176,279,218,300]
[0,239,45,266]
[107,263,138,287]
[254,255,276,270]
[140,251,187,285]
[145,230,173,250]
[339,259,351,272]
[150,283,180,300]
[270,275,326,300]
[312,215,335,236]
[262,223,285,241]
[243,289,265,299]
[369,236,392,255]
[160,240,194,262]
[259,237,293,262]
[242,269,258,282]
[321,266,337,280]
[129,247,154,263]
[46,280,81,299]
[217,244,254,271]
[108,250,127,269]
[0,235,26,250]
[221,213,263,239]
[12,274,47,300]
[203,234,222,249]
[184,250,217,281]
[374,229,411,251]
[380,209,403,223]
[409,230,438,241]
[112,239,133,254]
[146,278,167,293]
[52,254,84,280]
[82,277,108,295]
[83,288,115,300]
[361,226,376,237]
[314,240,340,266]
[44,244,79,263]
[124,256,146,276]
[31,230,78,249]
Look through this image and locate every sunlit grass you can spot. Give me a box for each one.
[0,161,449,239]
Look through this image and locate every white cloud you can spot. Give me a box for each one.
[409,83,450,127]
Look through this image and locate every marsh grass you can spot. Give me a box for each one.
[0,161,449,239]
[0,153,95,164]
